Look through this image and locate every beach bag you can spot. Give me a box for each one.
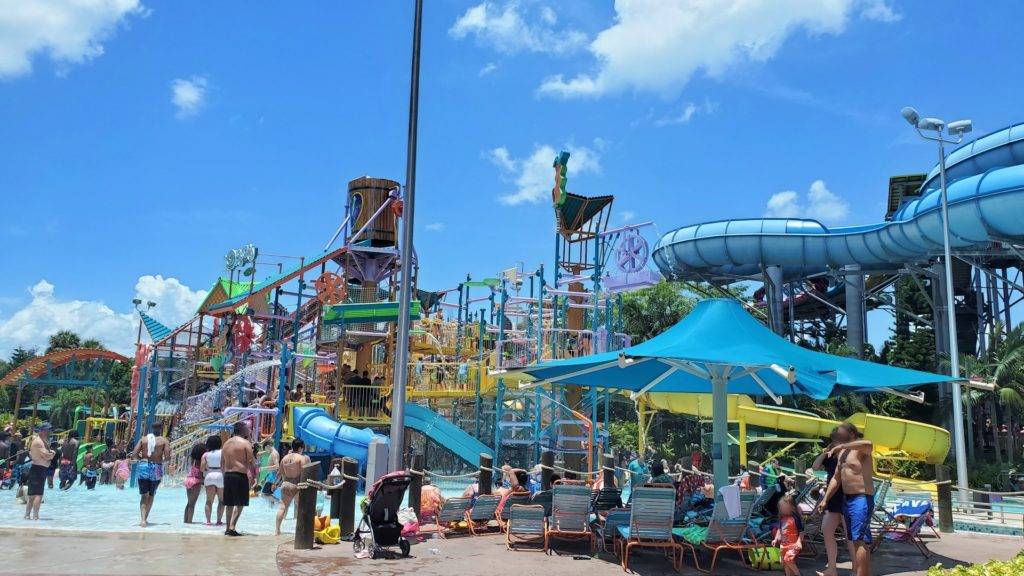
[748,546,782,570]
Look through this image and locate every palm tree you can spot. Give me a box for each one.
[989,324,1024,463]
[81,339,105,350]
[46,330,81,353]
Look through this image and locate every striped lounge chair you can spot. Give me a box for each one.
[545,481,596,553]
[617,485,683,572]
[468,494,502,535]
[507,504,547,550]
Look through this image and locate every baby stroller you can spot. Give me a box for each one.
[353,471,412,559]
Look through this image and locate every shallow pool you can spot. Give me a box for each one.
[0,482,310,535]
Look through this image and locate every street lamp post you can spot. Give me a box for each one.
[901,107,973,502]
[388,0,424,472]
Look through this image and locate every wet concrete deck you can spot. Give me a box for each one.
[277,530,1023,576]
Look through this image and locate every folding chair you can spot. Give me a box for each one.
[545,481,595,553]
[595,507,630,552]
[507,504,547,550]
[497,490,533,533]
[467,494,502,535]
[617,485,685,572]
[426,496,473,538]
[871,509,931,557]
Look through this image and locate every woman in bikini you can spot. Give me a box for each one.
[273,438,309,535]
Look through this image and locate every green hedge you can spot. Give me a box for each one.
[927,554,1024,575]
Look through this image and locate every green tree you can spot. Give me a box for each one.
[81,339,105,350]
[46,330,82,353]
[620,281,696,343]
[8,346,37,369]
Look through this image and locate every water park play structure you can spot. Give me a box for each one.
[27,123,1009,497]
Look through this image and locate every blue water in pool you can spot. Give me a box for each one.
[0,482,309,535]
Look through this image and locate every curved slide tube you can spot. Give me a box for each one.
[404,403,494,467]
[653,124,1024,280]
[644,393,950,465]
[292,405,387,465]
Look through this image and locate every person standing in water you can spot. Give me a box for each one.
[810,428,848,576]
[273,438,310,535]
[58,430,80,490]
[132,422,170,528]
[221,421,255,536]
[25,423,55,520]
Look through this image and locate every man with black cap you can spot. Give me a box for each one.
[26,423,55,520]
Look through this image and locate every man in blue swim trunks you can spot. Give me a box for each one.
[132,422,170,527]
[819,422,874,576]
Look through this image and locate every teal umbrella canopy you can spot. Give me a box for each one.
[510,298,959,488]
[513,298,957,401]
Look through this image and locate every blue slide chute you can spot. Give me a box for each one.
[292,405,387,464]
[653,124,1024,280]
[404,403,493,467]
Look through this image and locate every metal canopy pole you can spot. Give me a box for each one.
[388,0,423,472]
[711,368,730,489]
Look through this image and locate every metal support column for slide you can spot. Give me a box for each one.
[711,370,730,489]
[844,265,866,357]
[475,308,484,439]
[455,280,465,360]
[765,265,784,335]
[133,364,148,445]
[493,279,507,468]
[932,262,951,416]
[144,351,159,433]
[536,265,544,363]
[273,347,291,452]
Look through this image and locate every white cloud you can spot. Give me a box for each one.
[171,75,208,118]
[861,0,901,22]
[479,62,498,76]
[655,98,718,127]
[0,0,146,79]
[424,222,446,232]
[489,143,602,206]
[764,180,850,223]
[538,0,895,99]
[620,210,636,222]
[449,2,587,55]
[0,276,207,356]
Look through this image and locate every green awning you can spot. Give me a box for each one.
[555,191,613,234]
[323,300,422,325]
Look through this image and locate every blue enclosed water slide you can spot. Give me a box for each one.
[653,124,1024,280]
[291,403,492,468]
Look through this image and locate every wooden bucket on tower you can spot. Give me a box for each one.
[348,177,399,247]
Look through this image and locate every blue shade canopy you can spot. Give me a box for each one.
[512,298,959,400]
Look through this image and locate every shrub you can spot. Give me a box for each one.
[926,554,1024,575]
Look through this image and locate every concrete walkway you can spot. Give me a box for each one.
[277,531,1022,576]
[0,529,282,576]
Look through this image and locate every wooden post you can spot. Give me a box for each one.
[602,453,615,488]
[935,464,954,533]
[541,450,554,491]
[339,457,358,538]
[329,458,344,520]
[479,453,493,495]
[794,458,807,489]
[293,461,321,550]
[408,454,423,517]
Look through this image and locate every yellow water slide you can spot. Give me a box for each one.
[643,393,951,471]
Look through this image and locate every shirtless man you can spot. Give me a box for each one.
[273,438,310,535]
[221,420,255,536]
[25,423,56,520]
[819,422,874,576]
[58,431,80,490]
[133,422,170,527]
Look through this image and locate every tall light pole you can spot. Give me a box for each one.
[901,107,973,502]
[389,0,424,472]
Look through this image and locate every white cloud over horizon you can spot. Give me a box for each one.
[171,75,208,118]
[537,0,900,99]
[764,180,850,223]
[449,1,587,56]
[655,98,718,127]
[488,143,602,206]
[0,0,146,79]
[0,276,206,356]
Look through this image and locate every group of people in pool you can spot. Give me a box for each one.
[181,421,311,536]
[2,423,135,520]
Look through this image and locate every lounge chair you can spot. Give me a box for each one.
[507,504,547,550]
[592,486,623,512]
[872,500,934,557]
[425,496,473,538]
[677,492,761,573]
[545,481,596,553]
[531,489,553,516]
[467,494,502,535]
[497,490,533,532]
[595,507,631,552]
[617,485,684,572]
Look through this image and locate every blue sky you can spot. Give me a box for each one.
[1,0,1021,355]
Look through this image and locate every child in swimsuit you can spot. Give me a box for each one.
[773,494,804,576]
[114,459,130,489]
